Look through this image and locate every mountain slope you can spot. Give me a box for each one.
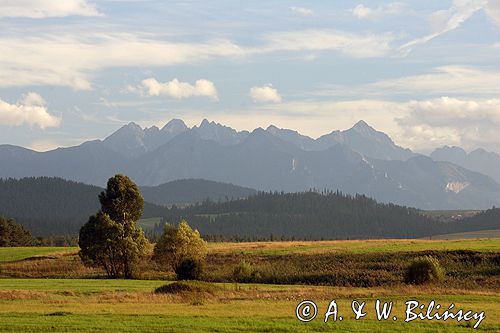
[103,119,188,157]
[431,146,500,184]
[130,130,500,209]
[267,120,415,160]
[0,141,129,186]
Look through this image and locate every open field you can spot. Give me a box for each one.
[1,238,498,263]
[423,210,482,221]
[0,279,499,332]
[430,229,500,240]
[208,238,500,255]
[0,239,499,332]
[0,247,77,262]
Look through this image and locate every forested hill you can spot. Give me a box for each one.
[0,177,255,235]
[157,191,500,240]
[0,177,167,235]
[140,179,256,205]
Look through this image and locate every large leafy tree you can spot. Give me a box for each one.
[153,220,208,277]
[79,174,148,278]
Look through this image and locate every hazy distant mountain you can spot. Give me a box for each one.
[192,119,249,145]
[132,129,500,209]
[431,146,500,184]
[1,119,499,209]
[0,141,128,186]
[267,120,415,160]
[140,179,257,205]
[103,119,188,157]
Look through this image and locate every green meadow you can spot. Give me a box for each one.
[0,238,499,332]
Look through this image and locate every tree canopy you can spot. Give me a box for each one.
[0,216,32,247]
[79,174,149,278]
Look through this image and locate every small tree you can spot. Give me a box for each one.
[0,216,32,247]
[153,220,208,279]
[79,174,148,278]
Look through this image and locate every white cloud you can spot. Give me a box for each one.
[290,6,313,16]
[0,0,101,18]
[0,28,393,90]
[399,0,488,54]
[315,66,500,98]
[260,29,393,58]
[0,33,244,90]
[136,78,219,101]
[250,84,282,103]
[352,3,405,19]
[353,4,371,19]
[0,93,61,128]
[396,97,500,152]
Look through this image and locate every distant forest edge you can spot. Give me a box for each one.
[156,192,500,240]
[0,177,254,236]
[1,177,499,239]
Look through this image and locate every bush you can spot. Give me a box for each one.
[232,260,253,282]
[175,258,203,280]
[405,256,445,285]
[154,281,217,295]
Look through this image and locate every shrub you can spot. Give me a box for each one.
[175,258,203,280]
[154,281,217,295]
[153,220,208,279]
[405,256,445,285]
[232,260,253,282]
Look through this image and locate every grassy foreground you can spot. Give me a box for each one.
[0,239,498,332]
[0,247,77,262]
[0,279,498,332]
[0,239,498,263]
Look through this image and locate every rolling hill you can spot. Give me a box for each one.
[0,177,257,235]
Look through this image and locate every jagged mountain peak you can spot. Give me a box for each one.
[161,119,188,133]
[351,120,373,132]
[193,119,247,145]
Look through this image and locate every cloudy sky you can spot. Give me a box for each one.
[0,0,499,154]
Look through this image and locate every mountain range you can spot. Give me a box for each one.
[1,119,499,210]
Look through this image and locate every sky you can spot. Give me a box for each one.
[0,0,499,154]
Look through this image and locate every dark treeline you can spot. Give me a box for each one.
[141,178,256,205]
[0,177,166,236]
[156,191,440,239]
[453,208,500,232]
[0,216,33,246]
[2,177,498,240]
[155,191,500,240]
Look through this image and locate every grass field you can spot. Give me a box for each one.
[0,247,77,262]
[1,238,497,263]
[430,229,500,240]
[207,238,500,255]
[0,239,499,332]
[0,278,498,332]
